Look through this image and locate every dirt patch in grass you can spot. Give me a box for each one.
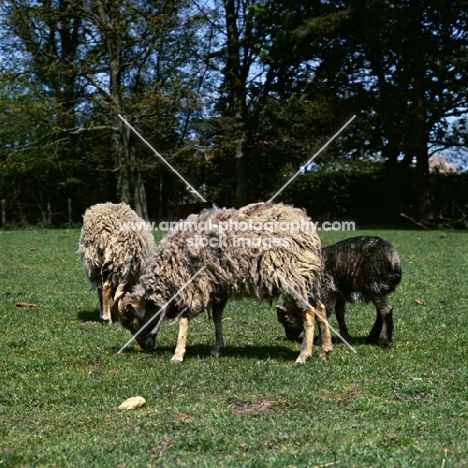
[230,397,274,416]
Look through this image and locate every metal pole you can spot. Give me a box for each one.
[1,199,5,228]
[68,199,72,223]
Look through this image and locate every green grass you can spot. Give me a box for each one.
[1,228,468,467]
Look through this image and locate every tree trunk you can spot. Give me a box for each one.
[158,168,168,221]
[100,0,149,219]
[114,118,131,206]
[56,0,81,131]
[382,142,401,221]
[411,74,432,219]
[413,102,433,220]
[113,116,149,219]
[224,0,249,207]
[235,133,249,207]
[408,2,433,220]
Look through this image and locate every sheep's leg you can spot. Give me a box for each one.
[335,299,352,344]
[378,296,393,346]
[97,278,104,318]
[170,316,190,364]
[367,296,393,346]
[100,278,113,325]
[313,298,334,347]
[97,277,112,325]
[296,307,315,364]
[316,301,333,359]
[209,297,228,357]
[366,308,383,344]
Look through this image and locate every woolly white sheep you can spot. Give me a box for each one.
[116,202,332,364]
[277,235,402,346]
[78,202,156,325]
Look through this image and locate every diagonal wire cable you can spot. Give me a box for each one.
[118,114,207,203]
[269,266,357,354]
[117,266,206,354]
[268,115,356,203]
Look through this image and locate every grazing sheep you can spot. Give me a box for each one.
[78,202,156,325]
[115,202,332,364]
[277,235,401,346]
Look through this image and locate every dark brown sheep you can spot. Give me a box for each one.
[277,235,401,346]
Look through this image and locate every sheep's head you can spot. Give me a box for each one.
[276,305,303,342]
[117,292,162,350]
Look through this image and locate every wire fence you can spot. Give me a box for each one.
[1,199,74,228]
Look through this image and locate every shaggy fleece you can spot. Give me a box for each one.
[134,202,322,317]
[78,202,156,289]
[321,235,402,305]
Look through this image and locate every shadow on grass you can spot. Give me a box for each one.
[277,334,375,346]
[77,309,101,322]
[331,335,370,346]
[110,328,384,360]
[110,342,298,361]
[215,344,298,361]
[110,333,380,362]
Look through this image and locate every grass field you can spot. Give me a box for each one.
[1,227,468,467]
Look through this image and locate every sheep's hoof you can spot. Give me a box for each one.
[365,335,380,345]
[170,357,183,364]
[101,319,112,326]
[320,350,329,360]
[295,354,310,364]
[209,349,221,358]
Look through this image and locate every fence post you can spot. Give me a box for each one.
[47,202,52,225]
[1,199,5,228]
[68,199,72,223]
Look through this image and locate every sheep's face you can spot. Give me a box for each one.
[117,293,161,350]
[276,306,303,341]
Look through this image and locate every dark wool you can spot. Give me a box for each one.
[278,236,401,346]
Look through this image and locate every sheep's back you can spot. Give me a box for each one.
[322,236,401,303]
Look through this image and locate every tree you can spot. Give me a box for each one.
[197,0,261,207]
[251,0,468,219]
[193,0,342,207]
[0,0,89,222]
[1,0,208,220]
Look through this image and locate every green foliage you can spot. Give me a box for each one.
[277,165,468,225]
[251,0,468,218]
[0,0,211,219]
[1,0,468,218]
[1,229,468,466]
